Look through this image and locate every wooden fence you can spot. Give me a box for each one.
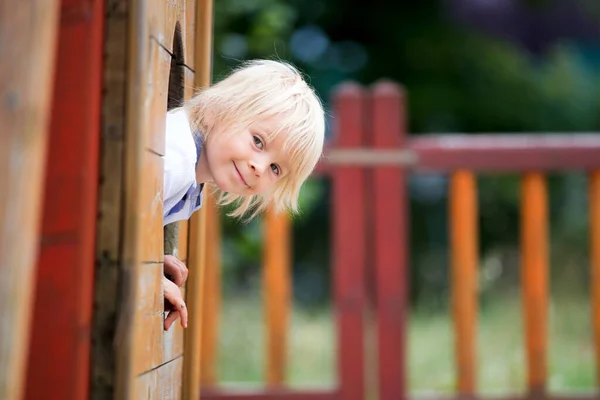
[200,82,600,400]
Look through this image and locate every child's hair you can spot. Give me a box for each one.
[184,59,325,220]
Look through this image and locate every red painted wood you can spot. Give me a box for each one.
[370,81,408,400]
[408,134,600,172]
[331,83,367,400]
[313,134,600,175]
[25,1,104,399]
[201,388,338,400]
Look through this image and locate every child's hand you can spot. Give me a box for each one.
[163,276,188,330]
[164,254,188,287]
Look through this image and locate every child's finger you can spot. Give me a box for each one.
[177,300,188,328]
[164,310,180,331]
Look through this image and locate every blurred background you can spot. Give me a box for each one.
[208,0,600,394]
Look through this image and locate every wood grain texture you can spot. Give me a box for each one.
[136,356,184,400]
[183,2,214,397]
[0,1,60,399]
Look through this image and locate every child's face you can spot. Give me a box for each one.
[203,117,290,196]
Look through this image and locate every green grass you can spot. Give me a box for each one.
[214,291,595,395]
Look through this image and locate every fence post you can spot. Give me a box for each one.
[371,81,408,400]
[521,173,549,397]
[332,82,367,400]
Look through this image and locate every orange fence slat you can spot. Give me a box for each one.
[450,170,479,394]
[590,171,600,388]
[264,209,292,386]
[520,172,549,395]
[201,196,222,387]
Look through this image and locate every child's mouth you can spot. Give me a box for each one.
[233,162,250,188]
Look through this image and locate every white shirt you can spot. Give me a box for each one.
[163,108,204,226]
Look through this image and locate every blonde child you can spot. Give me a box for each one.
[161,59,325,330]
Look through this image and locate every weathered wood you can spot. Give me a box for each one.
[146,40,172,156]
[136,356,185,400]
[183,1,214,397]
[92,3,128,398]
[140,152,165,263]
[113,0,151,398]
[0,1,60,399]
[24,1,105,399]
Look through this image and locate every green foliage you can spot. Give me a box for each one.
[211,0,600,306]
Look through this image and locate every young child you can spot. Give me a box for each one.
[161,59,325,330]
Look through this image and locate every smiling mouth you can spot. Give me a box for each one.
[233,162,250,188]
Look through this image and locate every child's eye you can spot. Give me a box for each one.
[253,135,264,149]
[270,164,280,176]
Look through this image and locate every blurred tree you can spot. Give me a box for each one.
[210,0,600,308]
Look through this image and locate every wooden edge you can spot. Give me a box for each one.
[114,0,149,398]
[0,1,61,399]
[182,0,213,399]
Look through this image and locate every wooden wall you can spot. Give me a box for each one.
[94,1,200,398]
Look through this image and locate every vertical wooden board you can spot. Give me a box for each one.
[331,83,367,400]
[520,173,549,394]
[164,286,187,363]
[146,42,171,156]
[25,2,104,399]
[184,0,197,70]
[264,210,292,386]
[140,152,165,263]
[201,198,222,387]
[0,2,60,400]
[148,0,185,50]
[133,262,164,376]
[97,14,127,261]
[590,171,600,387]
[136,357,184,400]
[92,7,127,399]
[449,171,478,394]
[370,82,408,400]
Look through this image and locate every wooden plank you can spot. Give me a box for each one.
[146,40,171,156]
[114,0,151,398]
[314,134,600,175]
[449,170,478,394]
[24,2,104,399]
[201,197,222,387]
[331,82,367,400]
[0,1,60,399]
[185,0,197,70]
[589,171,600,387]
[92,5,127,398]
[136,356,184,400]
[133,262,164,376]
[201,388,339,400]
[264,210,292,386]
[408,135,600,172]
[520,173,549,395]
[183,0,214,398]
[148,0,196,70]
[140,152,165,263]
[148,0,185,51]
[371,81,407,400]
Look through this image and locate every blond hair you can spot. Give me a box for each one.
[184,59,325,220]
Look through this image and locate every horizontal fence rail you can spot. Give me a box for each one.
[317,134,600,172]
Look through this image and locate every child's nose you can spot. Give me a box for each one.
[250,158,268,176]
